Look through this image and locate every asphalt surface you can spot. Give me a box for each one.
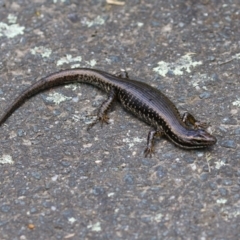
[0,0,240,239]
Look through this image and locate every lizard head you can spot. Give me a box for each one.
[187,129,217,148]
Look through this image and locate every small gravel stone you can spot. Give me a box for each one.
[235,128,240,135]
[233,194,240,201]
[199,92,211,99]
[141,159,151,166]
[68,13,79,23]
[17,129,24,137]
[92,186,104,196]
[236,170,240,177]
[221,117,237,125]
[222,179,232,186]
[60,160,71,167]
[30,207,38,214]
[1,205,11,213]
[18,189,28,197]
[42,201,52,208]
[209,182,217,190]
[155,166,167,178]
[179,22,185,27]
[200,173,208,181]
[62,209,75,219]
[123,174,134,184]
[211,73,219,81]
[207,56,215,61]
[31,171,42,180]
[184,157,195,164]
[221,140,236,149]
[219,188,228,196]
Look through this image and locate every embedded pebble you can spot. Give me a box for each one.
[199,92,211,99]
[221,140,236,149]
[124,174,134,184]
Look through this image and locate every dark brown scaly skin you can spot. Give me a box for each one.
[0,68,217,156]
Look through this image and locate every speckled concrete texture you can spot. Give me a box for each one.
[0,0,239,239]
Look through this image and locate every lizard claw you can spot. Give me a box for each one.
[100,114,109,127]
[194,121,209,129]
[87,114,110,130]
[144,146,154,158]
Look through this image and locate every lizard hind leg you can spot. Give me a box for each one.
[87,88,117,130]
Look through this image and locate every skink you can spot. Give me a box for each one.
[0,68,217,156]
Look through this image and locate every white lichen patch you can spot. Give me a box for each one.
[30,46,52,58]
[7,14,17,24]
[216,198,227,204]
[191,72,219,90]
[218,52,240,64]
[84,16,106,27]
[0,14,24,38]
[0,154,14,165]
[0,22,25,38]
[191,73,210,88]
[229,209,240,218]
[56,55,97,68]
[235,53,240,59]
[232,98,240,107]
[86,59,97,67]
[122,136,143,148]
[87,222,101,232]
[215,160,226,170]
[153,53,202,77]
[153,213,163,223]
[57,54,82,66]
[71,63,81,68]
[46,92,72,104]
[219,200,240,220]
[72,113,97,124]
[190,163,197,171]
[68,217,76,224]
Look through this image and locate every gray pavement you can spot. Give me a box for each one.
[0,0,239,239]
